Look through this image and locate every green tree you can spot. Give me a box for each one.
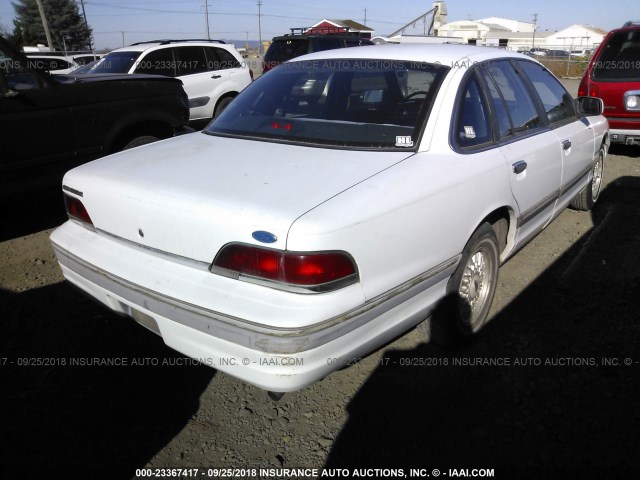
[12,0,92,51]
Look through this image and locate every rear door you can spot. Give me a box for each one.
[478,60,563,243]
[204,47,249,116]
[517,60,595,208]
[174,46,214,120]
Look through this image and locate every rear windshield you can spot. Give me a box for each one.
[89,51,142,73]
[592,30,640,81]
[264,39,309,63]
[206,59,449,150]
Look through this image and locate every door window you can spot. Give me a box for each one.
[0,49,41,91]
[174,47,208,76]
[479,67,514,140]
[517,60,575,124]
[135,48,175,76]
[482,61,541,134]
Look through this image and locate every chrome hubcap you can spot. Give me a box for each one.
[459,251,490,324]
[592,152,604,200]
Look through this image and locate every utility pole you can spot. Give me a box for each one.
[532,13,538,49]
[363,8,367,26]
[35,0,53,50]
[79,0,92,50]
[257,0,263,56]
[204,1,211,40]
[121,31,125,47]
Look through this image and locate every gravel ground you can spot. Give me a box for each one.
[2,140,639,480]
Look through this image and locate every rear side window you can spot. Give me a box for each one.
[206,47,241,70]
[592,30,640,81]
[483,61,541,134]
[455,74,492,148]
[517,60,575,124]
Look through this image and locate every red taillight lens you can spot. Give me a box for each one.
[64,194,93,226]
[213,244,357,289]
[578,84,598,97]
[578,83,587,97]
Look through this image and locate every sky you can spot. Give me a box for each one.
[0,0,637,51]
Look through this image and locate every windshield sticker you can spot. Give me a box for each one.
[396,136,414,147]
[464,126,476,139]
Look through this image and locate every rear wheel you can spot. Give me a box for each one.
[418,222,500,345]
[571,146,605,211]
[214,96,234,118]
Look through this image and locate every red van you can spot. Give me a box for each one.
[578,22,640,145]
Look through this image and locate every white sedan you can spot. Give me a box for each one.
[51,44,609,395]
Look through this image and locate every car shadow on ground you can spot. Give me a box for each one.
[324,177,640,478]
[610,144,640,158]
[0,282,215,478]
[0,187,68,242]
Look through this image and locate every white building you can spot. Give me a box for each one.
[438,17,607,53]
[546,24,608,52]
[436,20,510,44]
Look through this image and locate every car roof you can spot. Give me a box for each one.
[110,40,230,53]
[293,43,533,65]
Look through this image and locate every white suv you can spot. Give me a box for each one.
[90,39,252,121]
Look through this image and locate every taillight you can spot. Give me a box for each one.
[578,83,587,97]
[64,194,93,226]
[212,243,358,291]
[588,84,599,97]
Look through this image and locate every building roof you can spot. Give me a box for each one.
[309,19,374,33]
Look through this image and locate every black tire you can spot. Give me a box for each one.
[214,96,234,118]
[122,135,159,151]
[570,146,605,211]
[418,222,500,345]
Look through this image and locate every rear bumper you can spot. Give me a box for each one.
[606,116,640,143]
[609,128,640,145]
[50,221,455,391]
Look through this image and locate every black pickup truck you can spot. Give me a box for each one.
[0,37,192,195]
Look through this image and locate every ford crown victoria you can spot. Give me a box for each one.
[50,45,609,395]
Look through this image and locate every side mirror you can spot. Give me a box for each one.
[575,96,604,116]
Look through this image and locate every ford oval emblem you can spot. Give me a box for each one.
[252,230,277,244]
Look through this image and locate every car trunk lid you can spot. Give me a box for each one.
[63,133,411,263]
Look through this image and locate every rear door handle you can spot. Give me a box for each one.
[562,140,572,150]
[512,160,527,174]
[211,74,222,79]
